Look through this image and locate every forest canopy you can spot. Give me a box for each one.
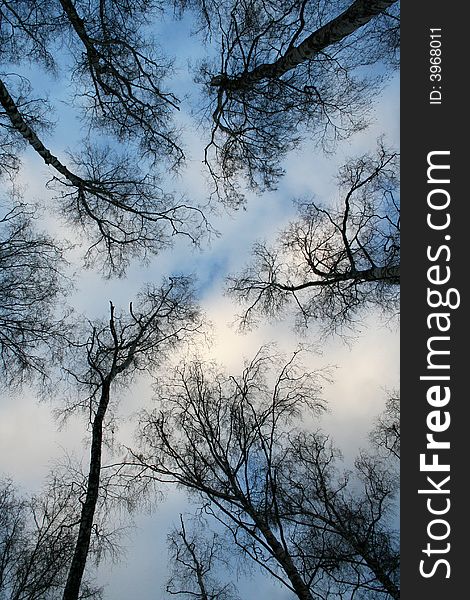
[0,1,400,599]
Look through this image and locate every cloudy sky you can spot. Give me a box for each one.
[0,8,399,599]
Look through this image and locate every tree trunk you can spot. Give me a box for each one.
[345,536,400,599]
[358,264,400,283]
[62,382,110,600]
[0,79,84,187]
[254,517,313,600]
[211,0,397,89]
[362,554,400,599]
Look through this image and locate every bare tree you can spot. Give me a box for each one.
[131,347,399,599]
[0,191,69,386]
[57,0,183,167]
[59,277,203,600]
[227,142,399,336]
[181,0,400,203]
[370,394,399,459]
[0,476,102,600]
[166,515,239,600]
[281,432,399,599]
[1,0,182,166]
[0,2,209,275]
[133,347,326,600]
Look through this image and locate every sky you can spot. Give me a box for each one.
[0,7,399,600]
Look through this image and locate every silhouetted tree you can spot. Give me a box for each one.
[280,432,399,598]
[166,515,239,600]
[227,142,399,336]
[0,476,102,599]
[1,0,182,164]
[183,0,400,203]
[0,1,208,275]
[60,277,203,600]
[370,394,399,459]
[0,192,68,386]
[132,347,399,599]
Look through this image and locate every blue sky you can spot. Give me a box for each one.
[0,8,399,599]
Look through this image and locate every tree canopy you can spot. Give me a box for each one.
[0,1,399,598]
[0,0,208,275]
[132,347,399,599]
[228,141,399,335]
[0,476,102,599]
[0,192,68,385]
[191,0,400,203]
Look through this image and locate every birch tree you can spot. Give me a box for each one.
[227,142,399,336]
[0,0,183,164]
[0,476,102,600]
[183,0,400,203]
[59,277,203,600]
[135,347,326,600]
[281,433,399,599]
[0,1,207,275]
[0,191,68,386]
[132,350,399,598]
